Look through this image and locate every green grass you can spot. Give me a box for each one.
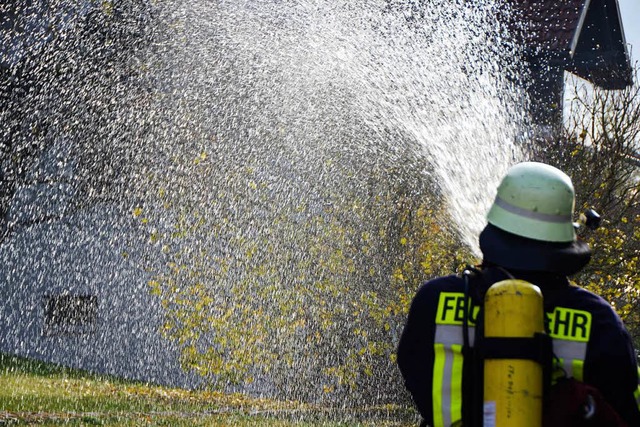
[0,354,416,426]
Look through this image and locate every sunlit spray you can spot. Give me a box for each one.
[0,0,530,408]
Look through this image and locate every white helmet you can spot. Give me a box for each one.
[486,162,576,242]
[480,162,591,275]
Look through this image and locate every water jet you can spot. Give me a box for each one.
[1,0,530,410]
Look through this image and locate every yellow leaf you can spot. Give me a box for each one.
[102,0,113,15]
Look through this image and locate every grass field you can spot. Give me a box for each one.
[0,353,416,426]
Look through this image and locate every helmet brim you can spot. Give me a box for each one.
[479,223,591,276]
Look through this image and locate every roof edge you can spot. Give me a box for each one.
[570,0,592,57]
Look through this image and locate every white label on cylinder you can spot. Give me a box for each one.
[483,401,496,427]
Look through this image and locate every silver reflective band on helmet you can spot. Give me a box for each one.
[493,197,572,224]
[486,162,577,243]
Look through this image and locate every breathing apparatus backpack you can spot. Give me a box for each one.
[459,268,627,427]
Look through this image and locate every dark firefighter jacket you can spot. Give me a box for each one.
[397,267,640,427]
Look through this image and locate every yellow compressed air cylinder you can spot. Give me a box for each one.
[483,280,544,427]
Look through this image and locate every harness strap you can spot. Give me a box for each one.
[481,334,552,364]
[461,268,481,427]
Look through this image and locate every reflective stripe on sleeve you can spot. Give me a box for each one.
[551,340,587,381]
[571,359,584,382]
[635,366,640,412]
[435,324,476,346]
[450,344,464,424]
[432,341,464,427]
[432,292,473,427]
[433,343,446,427]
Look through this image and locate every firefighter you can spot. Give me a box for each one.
[397,161,640,426]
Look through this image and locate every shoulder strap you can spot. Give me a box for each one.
[461,268,482,427]
[462,270,472,352]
